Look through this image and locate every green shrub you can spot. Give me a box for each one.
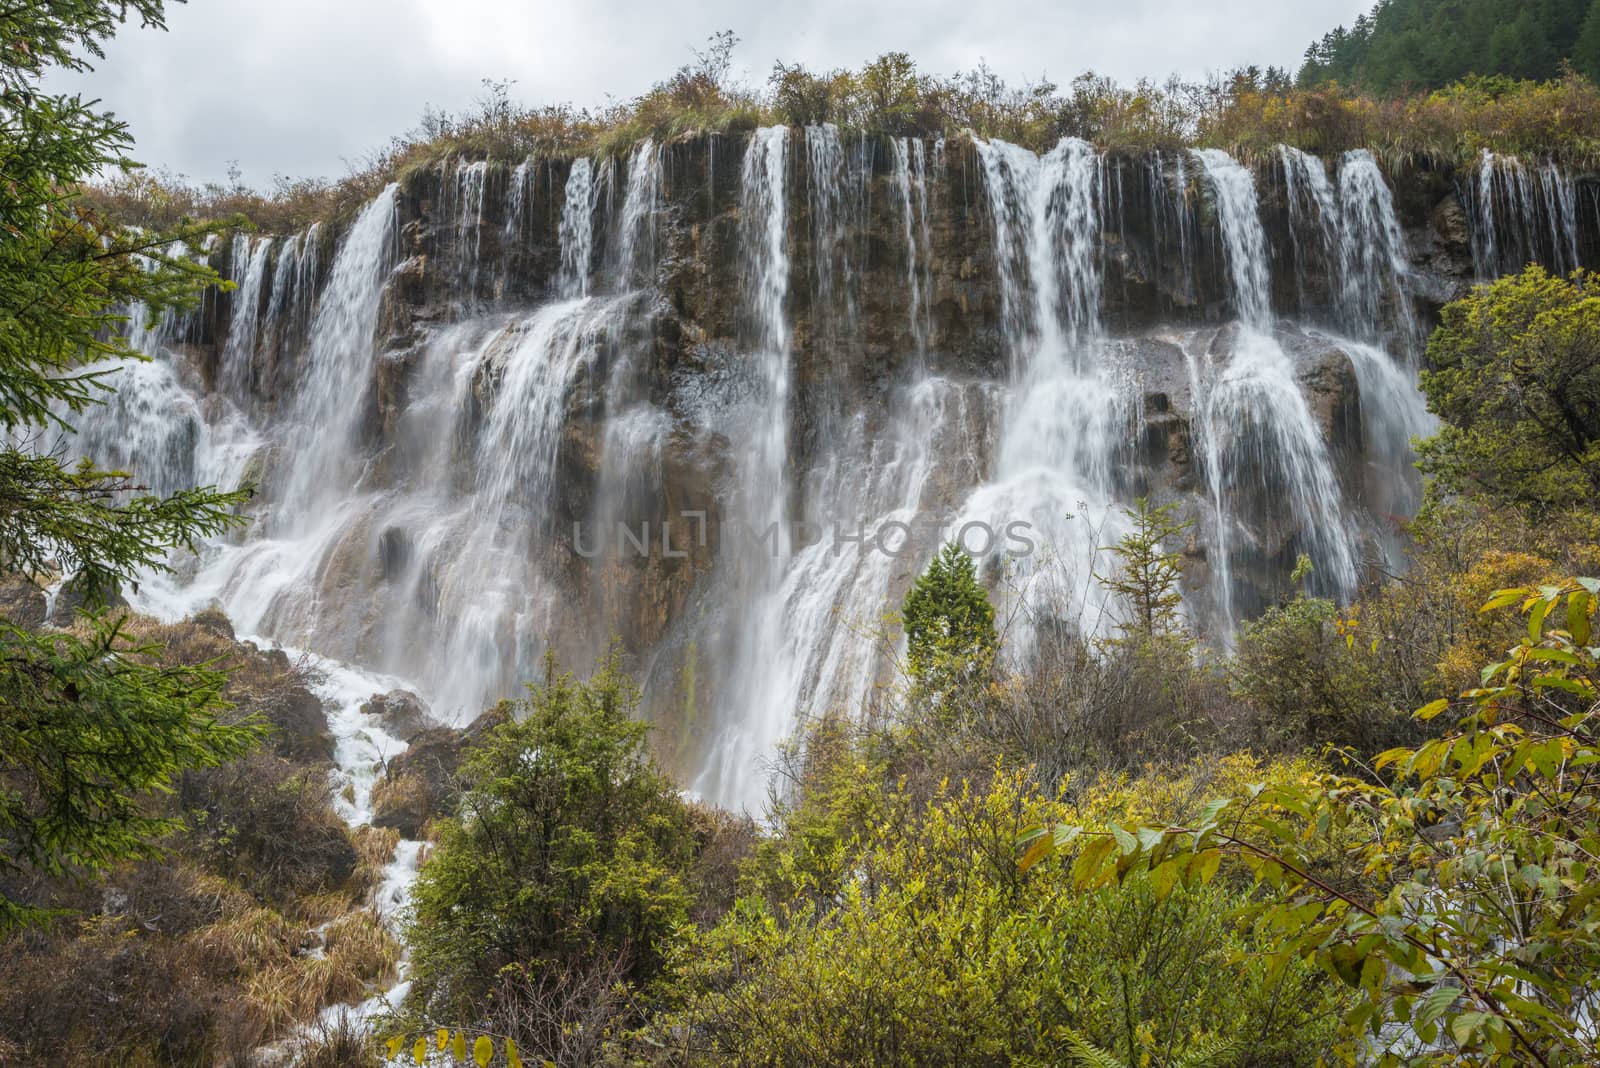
[634,766,1348,1066]
[403,651,697,1024]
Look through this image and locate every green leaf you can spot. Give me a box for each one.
[1416,982,1458,1028]
[1416,698,1450,721]
[1451,1011,1486,1047]
[1071,836,1118,889]
[1112,824,1138,856]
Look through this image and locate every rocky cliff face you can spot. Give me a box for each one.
[109,130,1594,804]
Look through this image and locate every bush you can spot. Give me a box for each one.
[1229,591,1401,754]
[403,651,700,1026]
[1420,267,1600,517]
[633,765,1348,1066]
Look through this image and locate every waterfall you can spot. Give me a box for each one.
[66,130,1526,847]
[1336,149,1416,352]
[805,124,858,359]
[615,139,662,287]
[956,137,1129,649]
[696,125,792,811]
[476,299,602,522]
[264,233,301,344]
[279,185,400,513]
[1279,146,1339,318]
[1469,150,1584,278]
[1195,149,1272,326]
[1541,161,1582,275]
[1191,150,1357,630]
[219,235,273,399]
[558,157,596,298]
[455,160,489,303]
[892,137,933,354]
[504,157,531,245]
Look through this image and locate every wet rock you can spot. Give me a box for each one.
[0,574,47,629]
[259,683,334,765]
[48,576,127,626]
[371,704,508,837]
[1296,340,1363,453]
[361,689,432,743]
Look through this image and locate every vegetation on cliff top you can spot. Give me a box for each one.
[85,31,1600,237]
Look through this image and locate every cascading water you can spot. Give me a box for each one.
[892,136,934,354]
[559,157,596,298]
[804,123,860,370]
[956,137,1130,649]
[1191,149,1357,631]
[454,159,490,305]
[694,125,794,811]
[505,158,529,232]
[220,235,273,399]
[1469,149,1584,279]
[1279,146,1339,317]
[614,139,662,286]
[1337,149,1417,348]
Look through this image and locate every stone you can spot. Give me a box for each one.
[371,704,508,837]
[361,688,432,743]
[0,574,47,629]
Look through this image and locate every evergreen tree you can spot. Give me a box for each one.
[901,542,998,680]
[1100,497,1191,645]
[404,652,695,1022]
[1299,0,1597,91]
[0,1,258,928]
[1573,0,1600,83]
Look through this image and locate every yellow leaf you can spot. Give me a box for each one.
[413,1037,428,1066]
[505,1038,522,1068]
[438,1028,451,1051]
[1416,698,1450,721]
[1150,859,1179,900]
[386,1036,405,1059]
[474,1035,494,1066]
[453,1031,467,1060]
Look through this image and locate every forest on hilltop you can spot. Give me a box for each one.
[1300,0,1600,90]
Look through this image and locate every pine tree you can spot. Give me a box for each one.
[1574,0,1600,82]
[901,542,998,681]
[1100,497,1191,645]
[0,1,259,928]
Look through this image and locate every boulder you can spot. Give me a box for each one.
[361,689,432,743]
[371,704,508,837]
[48,575,128,626]
[259,683,334,765]
[0,574,47,629]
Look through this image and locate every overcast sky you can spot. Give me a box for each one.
[47,0,1375,186]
